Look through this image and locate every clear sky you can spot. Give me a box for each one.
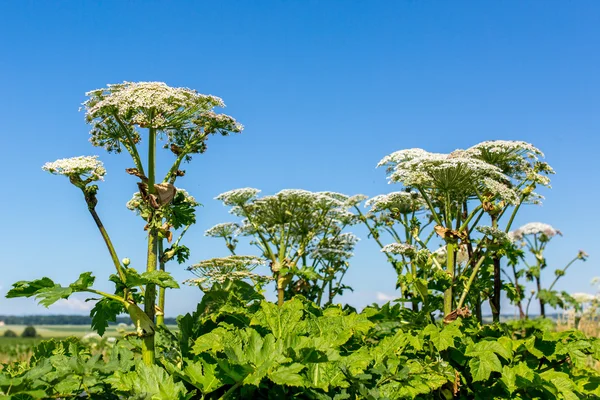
[0,1,598,316]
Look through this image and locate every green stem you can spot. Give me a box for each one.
[443,241,456,316]
[456,255,486,310]
[157,239,166,327]
[504,196,525,233]
[143,126,158,366]
[547,256,580,291]
[84,289,127,304]
[418,188,443,226]
[114,114,145,175]
[85,201,127,286]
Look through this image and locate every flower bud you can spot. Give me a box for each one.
[122,258,131,267]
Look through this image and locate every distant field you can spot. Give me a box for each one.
[0,324,126,338]
[0,324,180,363]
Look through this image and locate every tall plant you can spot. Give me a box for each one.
[369,141,554,321]
[7,82,242,365]
[197,189,362,306]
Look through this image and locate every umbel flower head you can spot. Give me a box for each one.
[42,156,106,187]
[366,191,425,214]
[186,255,272,290]
[379,148,508,200]
[511,222,562,241]
[83,81,243,155]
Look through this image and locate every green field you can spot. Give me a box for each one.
[0,324,143,363]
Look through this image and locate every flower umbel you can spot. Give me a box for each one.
[42,156,106,183]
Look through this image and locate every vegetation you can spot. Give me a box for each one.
[2,82,598,399]
[20,327,37,338]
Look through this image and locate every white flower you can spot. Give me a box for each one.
[570,292,596,304]
[215,188,261,206]
[205,222,240,238]
[511,222,561,241]
[476,226,513,245]
[381,148,508,198]
[481,178,519,205]
[42,156,106,182]
[366,191,425,214]
[84,81,241,129]
[381,242,417,257]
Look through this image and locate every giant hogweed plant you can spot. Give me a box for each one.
[362,141,554,322]
[6,82,242,365]
[507,222,588,319]
[189,189,364,307]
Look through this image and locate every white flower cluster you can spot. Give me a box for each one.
[466,140,544,160]
[476,226,513,245]
[511,222,561,241]
[215,188,261,206]
[310,233,359,260]
[481,178,519,205]
[380,148,507,195]
[84,81,243,131]
[466,140,554,188]
[366,191,425,214]
[204,222,241,238]
[42,156,106,182]
[189,255,266,271]
[570,292,597,304]
[187,255,271,289]
[381,242,417,257]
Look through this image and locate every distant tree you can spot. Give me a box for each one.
[3,329,17,337]
[21,326,37,338]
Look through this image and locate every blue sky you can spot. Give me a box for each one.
[0,1,598,316]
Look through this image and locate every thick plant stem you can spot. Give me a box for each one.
[157,239,165,327]
[490,215,501,323]
[276,273,285,307]
[142,127,158,365]
[443,242,456,316]
[536,277,546,318]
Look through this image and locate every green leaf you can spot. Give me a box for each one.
[140,270,180,289]
[268,363,305,387]
[35,286,73,307]
[465,340,512,382]
[250,297,304,340]
[69,272,95,291]
[6,278,56,298]
[108,362,187,399]
[183,359,224,394]
[90,298,125,336]
[422,321,463,352]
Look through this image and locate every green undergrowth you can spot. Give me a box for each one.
[2,281,599,399]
